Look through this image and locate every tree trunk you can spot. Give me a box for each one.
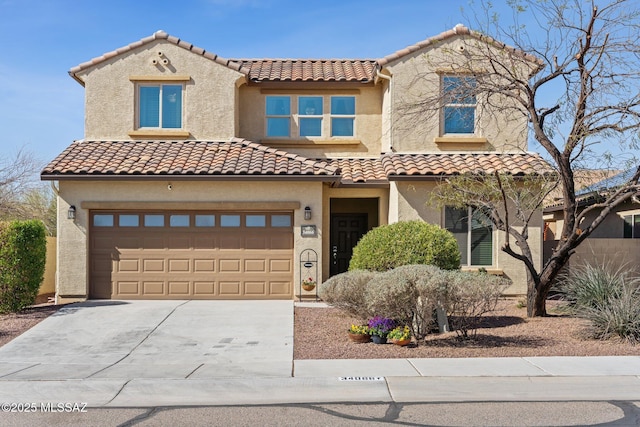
[526,271,536,317]
[533,281,549,316]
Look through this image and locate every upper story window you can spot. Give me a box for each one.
[623,213,640,238]
[265,95,355,138]
[445,206,493,266]
[298,96,323,137]
[139,84,183,129]
[330,96,355,137]
[266,96,291,137]
[442,76,476,134]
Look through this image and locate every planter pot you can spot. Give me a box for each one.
[391,338,411,346]
[348,333,370,343]
[371,335,387,344]
[302,284,316,292]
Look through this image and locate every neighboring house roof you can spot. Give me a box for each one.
[544,167,640,212]
[380,152,550,178]
[40,139,340,181]
[232,59,377,83]
[377,23,542,67]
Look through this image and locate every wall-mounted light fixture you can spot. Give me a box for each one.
[67,205,76,220]
[304,206,312,220]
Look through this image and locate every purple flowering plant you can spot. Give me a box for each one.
[367,316,396,337]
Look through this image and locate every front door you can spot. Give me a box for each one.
[330,214,368,276]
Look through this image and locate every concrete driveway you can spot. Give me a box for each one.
[0,300,293,380]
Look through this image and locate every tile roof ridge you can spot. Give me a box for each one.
[229,138,339,174]
[231,58,377,62]
[69,30,247,83]
[376,24,542,67]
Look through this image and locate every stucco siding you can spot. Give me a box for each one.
[383,35,529,154]
[76,40,243,141]
[238,85,383,157]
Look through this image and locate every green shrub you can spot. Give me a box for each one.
[0,220,47,313]
[318,270,378,320]
[348,220,461,272]
[444,271,510,339]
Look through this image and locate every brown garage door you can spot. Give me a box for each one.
[90,211,293,299]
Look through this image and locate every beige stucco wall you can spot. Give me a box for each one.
[391,180,542,296]
[76,39,244,141]
[238,85,383,158]
[39,237,56,296]
[56,179,324,301]
[382,35,529,154]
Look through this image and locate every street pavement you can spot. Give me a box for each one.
[0,300,638,407]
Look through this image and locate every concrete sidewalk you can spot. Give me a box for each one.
[0,356,638,407]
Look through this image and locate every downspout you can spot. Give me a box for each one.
[49,180,60,305]
[375,69,393,152]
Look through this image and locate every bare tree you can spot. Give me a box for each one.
[0,148,49,226]
[410,0,640,316]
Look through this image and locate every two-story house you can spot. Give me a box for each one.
[42,25,548,303]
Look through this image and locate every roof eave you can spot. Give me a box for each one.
[40,173,340,182]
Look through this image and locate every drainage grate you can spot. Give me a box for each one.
[338,376,384,381]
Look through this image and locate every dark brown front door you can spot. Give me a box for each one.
[330,214,368,275]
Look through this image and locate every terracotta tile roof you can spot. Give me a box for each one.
[321,158,387,185]
[233,59,377,82]
[381,152,551,178]
[41,139,339,180]
[377,24,542,67]
[69,31,248,83]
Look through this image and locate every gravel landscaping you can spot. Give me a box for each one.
[294,299,639,359]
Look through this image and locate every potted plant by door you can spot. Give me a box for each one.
[367,316,395,344]
[301,277,316,292]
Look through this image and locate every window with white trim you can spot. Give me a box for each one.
[138,84,183,129]
[445,206,493,266]
[264,95,355,138]
[442,76,476,134]
[623,213,640,238]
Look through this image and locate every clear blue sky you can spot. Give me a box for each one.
[2,0,630,172]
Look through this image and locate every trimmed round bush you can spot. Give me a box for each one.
[349,220,461,272]
[318,270,378,320]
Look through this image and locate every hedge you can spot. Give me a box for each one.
[0,220,47,313]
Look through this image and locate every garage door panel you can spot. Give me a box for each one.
[168,259,190,272]
[117,281,140,295]
[194,259,215,272]
[245,259,266,272]
[270,235,294,250]
[245,281,266,295]
[219,235,242,250]
[270,281,292,296]
[194,281,216,295]
[219,259,241,272]
[118,259,140,272]
[168,281,190,295]
[143,236,165,250]
[168,237,190,250]
[90,210,293,300]
[143,281,165,295]
[270,259,292,273]
[219,281,241,296]
[143,259,165,272]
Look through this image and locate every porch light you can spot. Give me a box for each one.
[67,205,76,220]
[304,206,312,220]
